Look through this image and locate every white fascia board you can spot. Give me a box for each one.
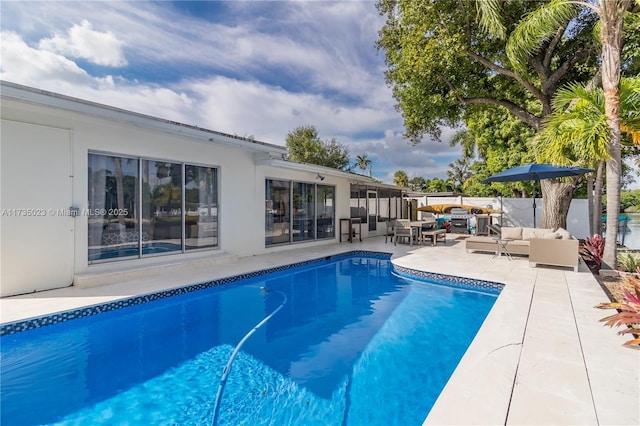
[257,157,378,183]
[0,81,287,156]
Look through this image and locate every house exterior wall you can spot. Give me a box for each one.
[1,89,369,296]
[1,119,74,296]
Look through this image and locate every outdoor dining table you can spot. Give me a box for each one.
[409,220,438,243]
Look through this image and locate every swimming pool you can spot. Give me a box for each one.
[1,252,502,425]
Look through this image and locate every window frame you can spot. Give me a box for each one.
[265,178,335,246]
[88,151,220,264]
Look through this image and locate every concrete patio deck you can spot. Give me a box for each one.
[1,235,638,425]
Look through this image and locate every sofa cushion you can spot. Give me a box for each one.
[542,232,562,239]
[501,226,523,240]
[507,239,529,247]
[522,227,556,240]
[467,236,496,243]
[554,227,572,240]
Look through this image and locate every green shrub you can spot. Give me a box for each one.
[617,252,640,273]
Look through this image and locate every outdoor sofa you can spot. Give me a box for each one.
[465,226,579,272]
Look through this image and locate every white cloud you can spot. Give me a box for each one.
[0,1,464,185]
[0,31,94,87]
[38,20,127,67]
[180,76,399,146]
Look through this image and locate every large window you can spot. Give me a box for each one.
[266,179,334,246]
[88,153,218,263]
[350,184,368,223]
[350,184,403,223]
[377,187,403,221]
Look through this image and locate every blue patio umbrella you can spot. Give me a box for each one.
[484,163,594,227]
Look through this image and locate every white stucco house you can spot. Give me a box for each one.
[1,81,404,297]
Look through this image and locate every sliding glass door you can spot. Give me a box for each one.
[266,179,334,246]
[88,153,219,263]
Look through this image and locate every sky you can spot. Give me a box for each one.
[0,0,463,185]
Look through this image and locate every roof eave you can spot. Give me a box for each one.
[0,80,287,155]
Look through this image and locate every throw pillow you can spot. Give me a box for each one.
[522,227,554,240]
[501,226,523,240]
[543,232,562,239]
[554,227,572,240]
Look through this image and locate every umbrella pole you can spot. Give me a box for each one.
[532,186,537,228]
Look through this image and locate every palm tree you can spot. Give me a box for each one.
[355,154,373,177]
[535,77,640,235]
[447,158,472,192]
[394,170,409,187]
[597,0,636,269]
[477,0,638,268]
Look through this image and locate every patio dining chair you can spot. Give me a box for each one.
[385,220,395,243]
[488,224,502,236]
[394,219,417,246]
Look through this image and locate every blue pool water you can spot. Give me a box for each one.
[1,254,500,425]
[89,242,182,261]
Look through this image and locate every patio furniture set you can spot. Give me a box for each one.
[388,217,447,247]
[465,225,579,271]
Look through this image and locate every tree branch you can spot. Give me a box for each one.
[466,50,546,103]
[461,97,542,130]
[544,46,596,94]
[544,24,569,70]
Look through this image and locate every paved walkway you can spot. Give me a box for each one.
[1,236,638,425]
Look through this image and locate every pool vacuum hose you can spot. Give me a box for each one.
[211,287,287,425]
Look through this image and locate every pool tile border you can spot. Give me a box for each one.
[393,265,505,293]
[1,250,503,336]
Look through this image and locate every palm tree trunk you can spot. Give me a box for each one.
[587,174,594,235]
[593,161,605,237]
[599,0,628,270]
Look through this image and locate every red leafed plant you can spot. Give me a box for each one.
[595,275,640,346]
[580,234,605,273]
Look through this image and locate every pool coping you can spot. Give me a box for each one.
[1,250,503,336]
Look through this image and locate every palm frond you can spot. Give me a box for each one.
[552,82,604,112]
[475,0,506,39]
[507,0,580,72]
[620,77,640,143]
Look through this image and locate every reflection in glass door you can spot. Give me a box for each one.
[142,160,183,255]
[185,165,218,250]
[293,182,315,241]
[265,180,291,245]
[368,190,377,232]
[316,185,335,238]
[88,154,139,262]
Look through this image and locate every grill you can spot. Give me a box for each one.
[449,208,471,233]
